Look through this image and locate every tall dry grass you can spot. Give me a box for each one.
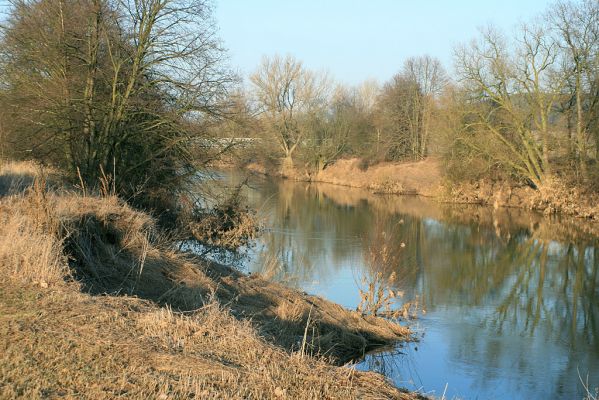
[0,162,416,399]
[0,178,66,287]
[0,160,58,196]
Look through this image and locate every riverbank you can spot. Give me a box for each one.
[244,157,599,222]
[0,162,416,399]
[309,181,599,242]
[245,158,442,196]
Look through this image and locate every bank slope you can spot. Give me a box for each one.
[0,174,416,399]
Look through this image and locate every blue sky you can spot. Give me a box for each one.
[215,0,554,85]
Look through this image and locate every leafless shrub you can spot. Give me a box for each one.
[358,221,422,320]
[357,271,402,317]
[189,184,260,251]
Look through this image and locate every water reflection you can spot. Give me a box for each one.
[222,172,599,400]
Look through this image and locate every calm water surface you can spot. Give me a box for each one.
[219,172,599,400]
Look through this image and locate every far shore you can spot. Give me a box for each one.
[225,157,599,224]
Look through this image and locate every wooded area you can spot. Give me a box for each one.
[0,0,234,216]
[227,0,599,191]
[0,0,598,213]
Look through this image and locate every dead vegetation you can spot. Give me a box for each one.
[445,176,599,221]
[0,163,416,399]
[357,218,422,321]
[245,157,443,197]
[188,184,259,251]
[357,271,402,318]
[0,161,59,197]
[247,155,599,224]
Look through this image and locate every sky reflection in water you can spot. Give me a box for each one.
[220,172,599,400]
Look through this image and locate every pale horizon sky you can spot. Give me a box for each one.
[215,0,556,86]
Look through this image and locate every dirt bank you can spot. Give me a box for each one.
[0,164,417,399]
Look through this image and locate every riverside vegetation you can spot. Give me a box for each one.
[214,0,599,221]
[0,0,598,398]
[0,162,416,399]
[0,0,418,396]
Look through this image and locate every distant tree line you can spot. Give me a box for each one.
[223,0,598,189]
[230,53,448,172]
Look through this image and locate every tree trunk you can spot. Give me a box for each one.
[82,1,101,177]
[576,71,587,179]
[281,155,294,176]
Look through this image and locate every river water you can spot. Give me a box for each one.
[216,171,599,400]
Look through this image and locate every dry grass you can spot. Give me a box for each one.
[0,283,417,399]
[0,160,59,196]
[446,176,599,221]
[313,158,441,196]
[246,158,443,197]
[0,162,417,399]
[249,155,599,224]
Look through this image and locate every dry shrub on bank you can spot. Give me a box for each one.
[357,271,401,317]
[0,167,415,399]
[445,176,599,221]
[188,192,259,251]
[532,177,599,219]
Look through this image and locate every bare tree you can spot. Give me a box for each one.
[548,0,599,178]
[454,25,564,187]
[304,85,354,172]
[250,54,329,169]
[374,73,423,161]
[403,55,448,158]
[0,0,234,209]
[372,56,446,161]
[356,79,380,112]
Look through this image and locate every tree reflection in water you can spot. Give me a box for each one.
[221,171,599,399]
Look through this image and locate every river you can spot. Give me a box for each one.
[214,171,599,400]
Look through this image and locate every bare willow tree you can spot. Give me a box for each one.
[454,25,565,187]
[250,54,329,169]
[302,82,379,170]
[375,73,423,160]
[0,0,233,210]
[304,85,354,172]
[374,55,446,161]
